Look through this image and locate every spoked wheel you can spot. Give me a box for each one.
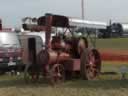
[49,64,65,85]
[80,48,89,80]
[80,48,101,80]
[24,64,39,83]
[86,49,101,80]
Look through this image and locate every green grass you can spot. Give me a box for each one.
[1,79,128,96]
[89,38,128,50]
[1,38,128,96]
[0,62,128,96]
[102,61,128,72]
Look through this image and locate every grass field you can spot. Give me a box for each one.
[0,38,128,96]
[0,62,128,96]
[95,38,128,50]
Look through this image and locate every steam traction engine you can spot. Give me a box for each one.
[21,13,101,84]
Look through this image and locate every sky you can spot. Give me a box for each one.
[0,0,128,27]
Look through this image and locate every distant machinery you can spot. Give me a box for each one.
[98,22,128,38]
[98,23,122,38]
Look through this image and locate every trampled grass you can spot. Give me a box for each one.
[0,62,128,96]
[1,79,128,96]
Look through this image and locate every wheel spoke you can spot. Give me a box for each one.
[83,49,101,80]
[49,64,65,85]
[88,49,101,79]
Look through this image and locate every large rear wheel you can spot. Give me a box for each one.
[86,49,101,80]
[80,48,101,80]
[80,48,89,80]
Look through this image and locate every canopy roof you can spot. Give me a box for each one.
[38,13,69,27]
[22,13,108,31]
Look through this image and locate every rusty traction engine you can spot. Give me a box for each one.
[22,13,101,84]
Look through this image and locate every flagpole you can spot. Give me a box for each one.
[81,0,85,20]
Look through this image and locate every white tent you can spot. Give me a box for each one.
[69,18,107,29]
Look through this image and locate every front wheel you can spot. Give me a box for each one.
[49,64,65,85]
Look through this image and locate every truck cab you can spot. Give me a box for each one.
[0,31,22,74]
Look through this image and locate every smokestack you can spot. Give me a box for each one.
[0,19,2,30]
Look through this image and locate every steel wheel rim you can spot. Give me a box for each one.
[50,64,65,84]
[86,49,101,80]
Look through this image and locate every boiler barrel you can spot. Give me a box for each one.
[37,50,70,65]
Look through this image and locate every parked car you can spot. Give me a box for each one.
[0,31,23,74]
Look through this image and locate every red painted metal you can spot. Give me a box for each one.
[21,13,101,82]
[38,50,71,65]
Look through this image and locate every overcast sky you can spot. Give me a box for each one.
[0,0,128,27]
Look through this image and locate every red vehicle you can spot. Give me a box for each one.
[21,13,101,84]
[0,31,23,74]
